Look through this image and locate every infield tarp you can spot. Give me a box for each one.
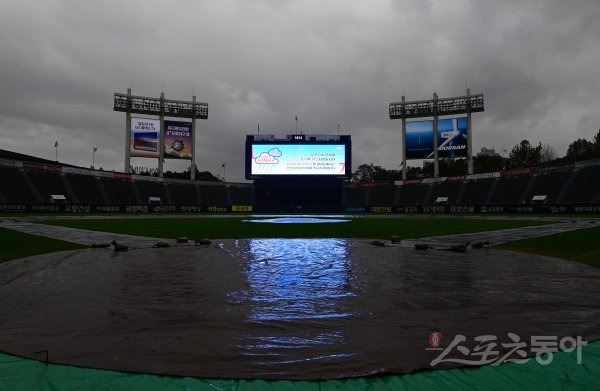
[0,240,599,380]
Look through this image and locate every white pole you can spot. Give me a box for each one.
[466,88,473,175]
[433,92,439,177]
[191,95,196,181]
[125,88,131,172]
[158,92,165,178]
[401,96,407,180]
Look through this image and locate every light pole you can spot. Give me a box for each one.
[53,141,59,162]
[92,147,97,169]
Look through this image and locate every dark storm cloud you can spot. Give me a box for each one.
[1,0,599,180]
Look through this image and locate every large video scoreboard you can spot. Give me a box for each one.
[245,134,352,180]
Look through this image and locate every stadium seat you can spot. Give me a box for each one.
[526,171,571,203]
[230,186,254,205]
[26,171,72,203]
[136,181,168,204]
[460,178,495,205]
[67,175,106,204]
[397,184,430,205]
[561,166,600,204]
[167,183,199,205]
[430,181,463,204]
[368,184,396,205]
[101,178,139,204]
[198,185,228,205]
[490,176,532,204]
[0,166,38,203]
[343,187,368,205]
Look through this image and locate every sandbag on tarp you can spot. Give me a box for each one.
[0,239,599,380]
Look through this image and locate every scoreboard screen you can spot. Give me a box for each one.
[246,135,351,179]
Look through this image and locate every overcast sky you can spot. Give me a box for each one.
[1,0,599,181]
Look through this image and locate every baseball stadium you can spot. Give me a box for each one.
[0,87,599,391]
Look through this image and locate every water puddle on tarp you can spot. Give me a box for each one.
[230,239,358,365]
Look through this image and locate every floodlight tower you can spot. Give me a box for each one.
[389,89,484,179]
[113,90,208,180]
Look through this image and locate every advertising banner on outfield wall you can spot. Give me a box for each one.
[406,117,468,159]
[164,120,192,159]
[130,118,160,158]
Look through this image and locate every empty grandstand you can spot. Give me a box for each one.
[343,161,600,213]
[0,165,38,203]
[560,165,600,204]
[1,148,599,214]
[459,178,495,205]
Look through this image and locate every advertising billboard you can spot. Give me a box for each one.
[250,144,346,175]
[164,120,192,159]
[130,118,160,158]
[405,117,468,159]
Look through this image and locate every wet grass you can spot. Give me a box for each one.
[40,217,550,240]
[496,225,600,268]
[0,227,86,263]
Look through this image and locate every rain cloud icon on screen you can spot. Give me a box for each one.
[255,147,282,164]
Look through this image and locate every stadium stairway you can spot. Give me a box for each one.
[131,182,142,204]
[519,174,537,203]
[393,186,402,205]
[195,185,203,205]
[555,171,577,203]
[95,177,110,204]
[455,181,467,204]
[20,169,43,203]
[162,184,174,204]
[365,187,371,205]
[485,178,499,204]
[423,184,434,204]
[61,174,79,203]
[594,187,600,203]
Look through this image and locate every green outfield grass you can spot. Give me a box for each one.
[40,217,550,240]
[0,227,86,263]
[497,225,600,268]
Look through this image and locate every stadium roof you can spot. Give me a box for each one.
[0,149,78,168]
